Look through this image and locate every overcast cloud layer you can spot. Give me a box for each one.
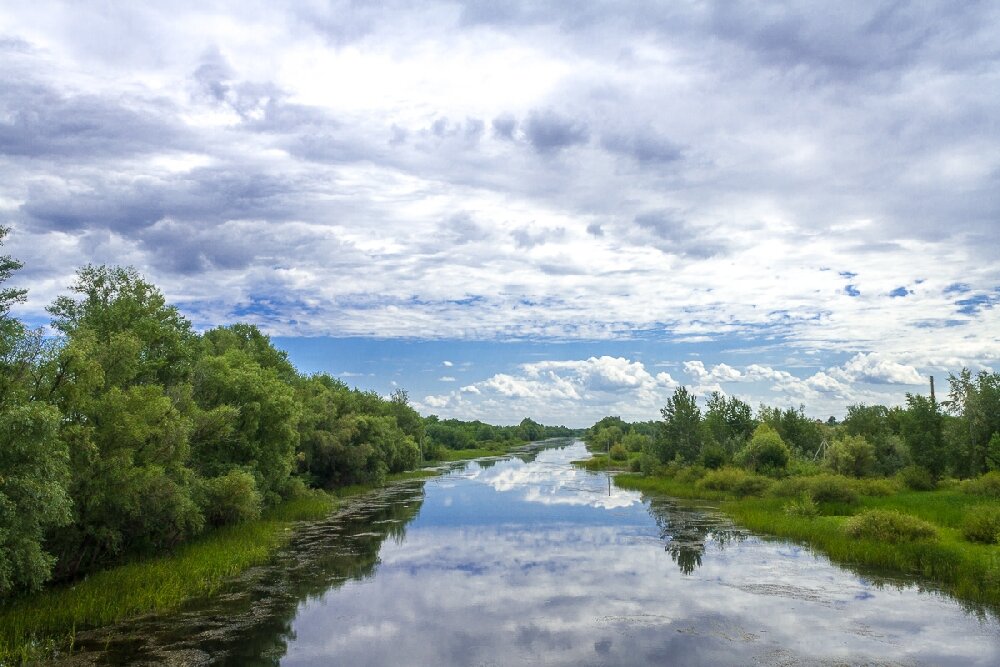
[2,1,998,424]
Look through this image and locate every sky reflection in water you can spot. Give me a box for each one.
[283,442,1000,666]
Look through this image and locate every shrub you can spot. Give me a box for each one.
[899,465,936,491]
[697,468,771,497]
[199,470,263,527]
[628,457,642,473]
[637,453,659,476]
[806,474,859,504]
[609,443,628,461]
[733,475,773,498]
[701,444,727,470]
[736,424,790,473]
[962,471,1000,498]
[825,435,876,478]
[844,510,937,543]
[784,493,819,518]
[854,478,900,497]
[675,465,707,484]
[961,506,1000,545]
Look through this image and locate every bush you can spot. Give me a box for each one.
[961,505,1000,544]
[609,443,628,461]
[844,510,938,543]
[628,457,642,473]
[806,474,859,504]
[675,465,707,484]
[736,424,790,473]
[854,478,900,497]
[825,435,876,478]
[899,465,936,491]
[637,453,659,476]
[199,471,263,527]
[784,493,819,518]
[697,468,772,497]
[733,475,773,498]
[701,444,727,469]
[962,471,1000,498]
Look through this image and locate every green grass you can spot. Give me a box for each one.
[615,472,1000,608]
[0,491,337,665]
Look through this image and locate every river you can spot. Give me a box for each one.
[66,440,1000,666]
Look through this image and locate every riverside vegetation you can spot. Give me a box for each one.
[0,228,574,663]
[584,379,1000,608]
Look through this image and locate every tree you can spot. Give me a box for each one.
[656,386,702,463]
[0,228,72,595]
[901,393,946,478]
[703,392,756,452]
[45,267,203,575]
[947,369,1000,476]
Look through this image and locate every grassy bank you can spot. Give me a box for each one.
[0,466,454,666]
[429,443,526,462]
[615,471,1000,608]
[0,490,335,664]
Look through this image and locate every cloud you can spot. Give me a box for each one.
[1,0,998,415]
[523,109,589,153]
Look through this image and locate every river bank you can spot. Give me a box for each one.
[614,471,1000,609]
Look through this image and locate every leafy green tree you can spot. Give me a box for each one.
[703,392,756,452]
[0,230,73,595]
[192,339,300,504]
[947,369,1000,476]
[46,268,203,575]
[517,417,544,442]
[901,393,946,478]
[759,404,823,456]
[843,404,908,475]
[655,386,702,463]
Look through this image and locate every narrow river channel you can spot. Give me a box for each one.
[67,440,1000,666]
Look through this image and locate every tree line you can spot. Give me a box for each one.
[0,230,565,598]
[587,374,1000,481]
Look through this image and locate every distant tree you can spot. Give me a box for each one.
[901,393,946,478]
[946,369,1000,476]
[656,386,702,463]
[703,392,756,452]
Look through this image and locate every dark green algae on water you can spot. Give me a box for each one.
[55,441,1000,666]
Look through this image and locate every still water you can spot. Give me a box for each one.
[70,440,1000,666]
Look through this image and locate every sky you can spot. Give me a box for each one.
[1,1,998,427]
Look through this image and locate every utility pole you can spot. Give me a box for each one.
[930,376,936,403]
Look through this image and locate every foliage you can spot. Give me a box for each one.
[825,434,876,478]
[961,471,1000,498]
[961,506,1000,545]
[947,369,1000,476]
[901,393,946,478]
[609,443,628,461]
[783,493,819,518]
[703,392,756,452]
[757,404,823,456]
[696,468,772,497]
[735,424,790,473]
[655,386,702,463]
[843,510,938,543]
[899,465,936,491]
[198,471,263,527]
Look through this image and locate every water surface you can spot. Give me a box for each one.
[69,441,1000,666]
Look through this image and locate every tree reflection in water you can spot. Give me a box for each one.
[646,498,748,575]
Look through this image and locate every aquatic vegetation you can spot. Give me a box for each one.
[696,468,772,497]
